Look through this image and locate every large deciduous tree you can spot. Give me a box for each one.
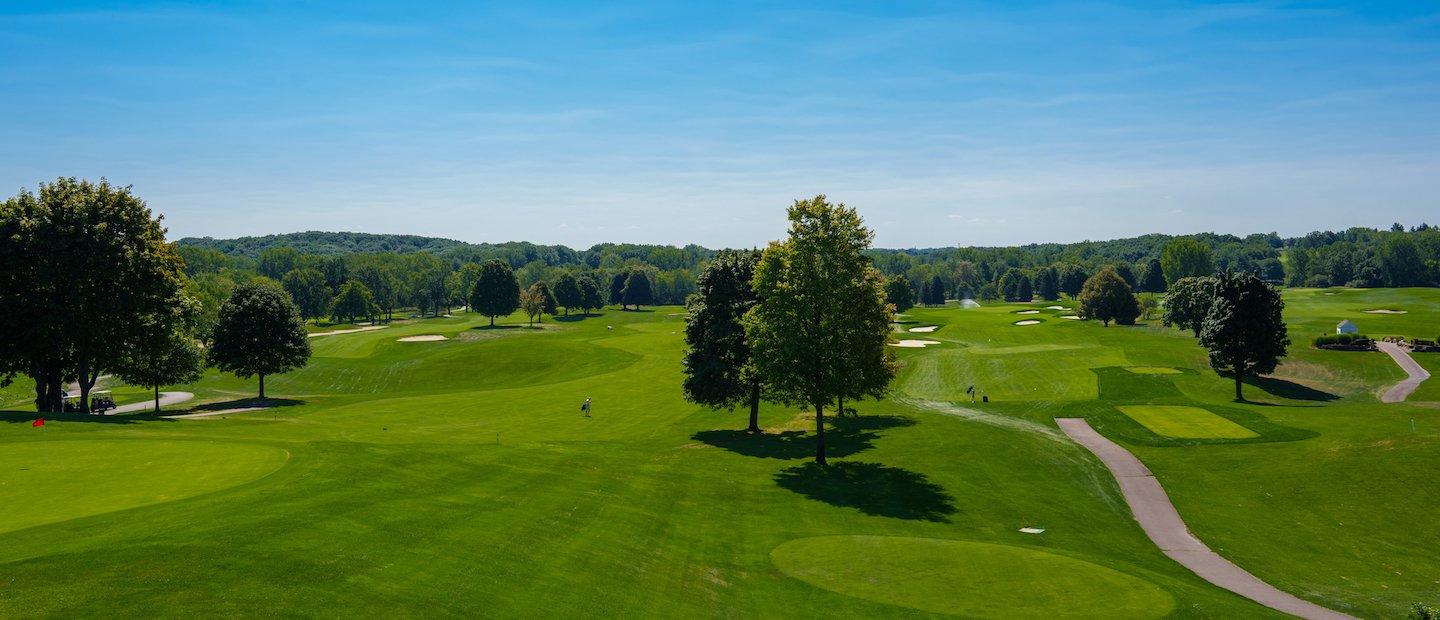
[683,250,765,433]
[331,280,376,325]
[609,272,628,308]
[114,328,205,413]
[1137,258,1167,293]
[1160,237,1214,286]
[579,274,605,315]
[520,284,546,326]
[353,260,403,322]
[0,178,191,413]
[1162,276,1217,337]
[1077,265,1140,326]
[447,263,484,311]
[1035,266,1060,301]
[1199,272,1290,401]
[470,259,520,326]
[282,268,332,322]
[884,274,915,313]
[208,282,311,400]
[1058,263,1088,298]
[553,273,583,316]
[743,196,897,466]
[532,281,558,321]
[407,252,450,317]
[622,269,654,309]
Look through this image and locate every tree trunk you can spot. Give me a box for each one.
[747,382,761,434]
[838,395,845,417]
[814,403,827,466]
[259,374,266,400]
[77,361,99,414]
[154,385,161,413]
[490,315,495,327]
[1233,364,1244,401]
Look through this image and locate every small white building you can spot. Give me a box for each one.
[1336,320,1358,335]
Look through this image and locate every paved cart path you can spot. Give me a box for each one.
[1376,342,1430,403]
[1056,418,1354,620]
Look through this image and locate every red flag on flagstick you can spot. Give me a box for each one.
[33,417,44,427]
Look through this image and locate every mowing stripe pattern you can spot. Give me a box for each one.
[1055,418,1354,620]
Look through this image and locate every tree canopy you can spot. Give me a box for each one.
[1162,276,1217,337]
[1077,266,1140,326]
[207,282,311,399]
[1161,238,1215,285]
[622,269,655,309]
[331,280,376,325]
[743,196,896,466]
[683,250,765,433]
[1199,272,1290,401]
[282,267,332,321]
[553,273,583,316]
[470,259,520,326]
[885,274,916,313]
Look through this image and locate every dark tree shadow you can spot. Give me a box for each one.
[185,397,306,412]
[1244,375,1339,402]
[0,410,156,425]
[774,462,957,522]
[552,315,589,323]
[693,429,878,459]
[470,324,525,331]
[830,414,916,432]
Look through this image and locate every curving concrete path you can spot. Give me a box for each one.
[1056,418,1354,620]
[1376,342,1430,403]
[108,391,195,415]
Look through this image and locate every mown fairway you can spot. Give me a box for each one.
[2,289,1437,617]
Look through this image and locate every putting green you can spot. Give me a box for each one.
[1117,405,1258,439]
[0,439,289,534]
[771,535,1174,618]
[1125,367,1182,375]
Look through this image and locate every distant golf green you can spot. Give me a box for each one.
[1,288,1438,616]
[1117,405,1259,439]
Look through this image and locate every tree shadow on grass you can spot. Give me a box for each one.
[0,410,154,425]
[1244,375,1339,402]
[185,397,306,412]
[470,324,525,331]
[693,429,877,459]
[774,461,957,522]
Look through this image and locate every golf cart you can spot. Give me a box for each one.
[62,390,116,414]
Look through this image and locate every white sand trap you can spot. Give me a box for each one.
[908,326,938,333]
[1019,527,1046,534]
[890,339,942,348]
[1045,305,1067,310]
[397,334,448,342]
[959,299,981,308]
[1362,309,1407,314]
[1060,315,1082,320]
[1016,310,1040,315]
[309,325,388,338]
[1013,320,1041,326]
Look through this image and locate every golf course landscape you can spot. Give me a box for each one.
[2,286,1436,617]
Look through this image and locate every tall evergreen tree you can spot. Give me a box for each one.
[1035,266,1060,301]
[208,282,311,400]
[1077,266,1140,326]
[743,196,897,466]
[1199,272,1290,401]
[470,259,520,327]
[683,250,765,433]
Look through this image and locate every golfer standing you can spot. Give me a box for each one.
[581,397,591,417]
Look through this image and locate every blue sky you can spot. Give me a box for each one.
[1,2,1437,248]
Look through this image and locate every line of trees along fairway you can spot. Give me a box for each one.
[683,251,765,433]
[331,281,377,325]
[0,178,198,413]
[742,196,897,466]
[207,283,312,399]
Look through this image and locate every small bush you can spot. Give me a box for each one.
[1411,602,1438,620]
[1314,333,1373,348]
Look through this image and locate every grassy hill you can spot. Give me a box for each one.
[1,289,1437,616]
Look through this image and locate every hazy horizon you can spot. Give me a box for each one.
[3,2,1437,248]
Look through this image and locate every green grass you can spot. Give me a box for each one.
[1117,405,1260,439]
[2,290,1439,616]
[771,535,1176,618]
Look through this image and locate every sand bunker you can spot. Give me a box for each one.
[1362,309,1407,314]
[908,326,938,333]
[1016,310,1040,315]
[1019,527,1046,534]
[1060,315,1081,320]
[1045,305,1067,310]
[397,335,448,342]
[1013,320,1041,326]
[890,339,942,348]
